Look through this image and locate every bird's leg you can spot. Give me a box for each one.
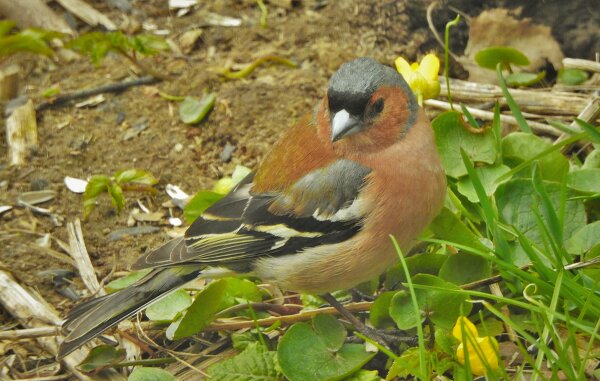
[321,293,414,348]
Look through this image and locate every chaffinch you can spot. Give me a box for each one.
[59,57,446,358]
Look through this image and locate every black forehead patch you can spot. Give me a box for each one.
[327,57,413,116]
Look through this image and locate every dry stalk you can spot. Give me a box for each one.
[440,78,590,116]
[66,219,103,296]
[0,270,92,380]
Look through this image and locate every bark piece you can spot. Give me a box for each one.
[6,99,37,166]
[0,64,20,101]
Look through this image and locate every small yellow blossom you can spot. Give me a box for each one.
[394,53,440,106]
[453,316,500,376]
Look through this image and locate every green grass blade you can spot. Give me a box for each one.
[575,118,600,144]
[496,64,531,133]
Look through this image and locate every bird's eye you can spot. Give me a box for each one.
[372,98,384,115]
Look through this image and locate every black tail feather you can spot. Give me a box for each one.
[58,266,202,358]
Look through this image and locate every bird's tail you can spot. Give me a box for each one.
[58,266,202,359]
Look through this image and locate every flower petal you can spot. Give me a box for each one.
[452,316,479,342]
[419,53,440,81]
[394,57,412,78]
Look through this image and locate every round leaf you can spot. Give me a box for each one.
[502,132,569,181]
[456,164,511,203]
[390,274,471,330]
[370,291,396,328]
[474,46,530,69]
[557,68,589,85]
[439,252,491,285]
[278,317,375,381]
[496,179,586,264]
[433,111,496,178]
[567,168,600,194]
[505,71,545,87]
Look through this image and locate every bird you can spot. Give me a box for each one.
[58,57,447,358]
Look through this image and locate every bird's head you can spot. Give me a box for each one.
[317,57,419,154]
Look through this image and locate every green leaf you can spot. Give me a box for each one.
[105,31,132,52]
[432,111,496,178]
[145,289,193,322]
[557,68,589,85]
[231,331,261,350]
[105,269,152,293]
[107,183,125,212]
[0,33,54,57]
[389,274,471,330]
[67,32,113,65]
[128,367,176,381]
[502,132,569,181]
[213,178,235,195]
[474,46,530,69]
[384,254,448,290]
[212,166,252,195]
[497,65,531,133]
[456,164,511,202]
[77,345,124,372]
[496,179,586,262]
[83,175,111,219]
[429,208,488,252]
[313,314,347,351]
[166,279,227,340]
[218,278,263,313]
[114,169,158,185]
[42,86,60,97]
[583,150,600,169]
[208,343,282,381]
[0,20,16,37]
[566,221,600,255]
[505,71,545,87]
[387,347,423,380]
[131,34,168,55]
[179,94,216,125]
[342,369,380,381]
[439,252,491,285]
[278,315,375,381]
[370,291,396,328]
[231,165,252,184]
[567,168,600,194]
[183,190,224,223]
[575,119,600,145]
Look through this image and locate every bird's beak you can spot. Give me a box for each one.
[331,109,361,142]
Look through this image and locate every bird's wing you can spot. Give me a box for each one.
[132,159,371,270]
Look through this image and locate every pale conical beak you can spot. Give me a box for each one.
[331,109,361,142]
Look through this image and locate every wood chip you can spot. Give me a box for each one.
[6,99,37,166]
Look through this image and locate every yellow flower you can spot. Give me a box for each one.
[394,53,440,106]
[453,316,500,376]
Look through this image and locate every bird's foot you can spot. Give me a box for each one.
[351,326,418,347]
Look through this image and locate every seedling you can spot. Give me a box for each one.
[475,46,545,87]
[67,31,170,80]
[0,20,64,64]
[83,169,157,219]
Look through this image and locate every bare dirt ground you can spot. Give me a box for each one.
[0,0,596,373]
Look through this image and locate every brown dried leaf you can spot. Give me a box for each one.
[460,8,564,84]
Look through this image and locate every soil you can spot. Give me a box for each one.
[0,0,595,372]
